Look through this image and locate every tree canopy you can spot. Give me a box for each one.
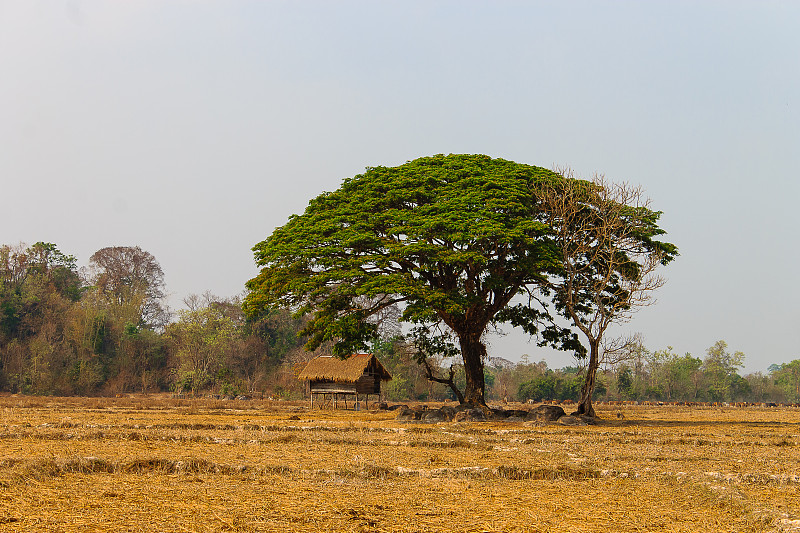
[245,154,583,406]
[88,246,169,329]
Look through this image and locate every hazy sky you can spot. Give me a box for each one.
[2,1,798,373]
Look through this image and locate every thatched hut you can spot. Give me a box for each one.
[298,353,392,409]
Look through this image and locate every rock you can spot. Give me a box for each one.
[490,408,528,420]
[504,415,526,423]
[453,408,486,422]
[395,407,420,421]
[421,408,452,423]
[438,406,456,420]
[557,415,586,426]
[558,414,600,426]
[525,405,566,423]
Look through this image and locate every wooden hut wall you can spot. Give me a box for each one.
[309,377,379,395]
[355,373,380,394]
[309,381,357,394]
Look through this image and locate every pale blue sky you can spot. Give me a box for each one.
[1,1,798,373]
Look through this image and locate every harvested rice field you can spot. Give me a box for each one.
[1,396,799,532]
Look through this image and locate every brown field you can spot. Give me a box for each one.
[1,396,799,532]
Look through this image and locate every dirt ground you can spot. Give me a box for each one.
[1,395,799,532]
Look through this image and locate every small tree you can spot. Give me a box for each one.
[537,172,677,417]
[646,347,703,402]
[615,365,634,399]
[701,340,745,402]
[166,304,238,395]
[772,360,800,403]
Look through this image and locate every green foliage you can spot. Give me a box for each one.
[517,370,587,402]
[166,306,239,394]
[173,370,212,395]
[372,336,448,401]
[772,360,800,403]
[246,307,309,364]
[518,373,557,402]
[0,243,87,393]
[0,242,179,395]
[384,374,413,401]
[648,347,703,401]
[701,340,745,402]
[593,340,800,404]
[484,357,547,402]
[616,365,634,399]
[0,242,82,340]
[247,155,560,343]
[165,295,308,396]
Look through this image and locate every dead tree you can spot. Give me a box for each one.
[537,170,678,417]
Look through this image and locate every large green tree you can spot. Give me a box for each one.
[244,154,579,406]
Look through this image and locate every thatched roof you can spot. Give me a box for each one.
[298,354,392,382]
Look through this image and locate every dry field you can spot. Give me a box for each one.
[1,396,799,532]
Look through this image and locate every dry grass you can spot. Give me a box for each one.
[1,395,799,532]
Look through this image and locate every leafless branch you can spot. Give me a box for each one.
[601,332,646,368]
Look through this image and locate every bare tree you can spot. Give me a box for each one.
[538,170,678,417]
[601,332,647,367]
[407,323,465,404]
[88,246,169,329]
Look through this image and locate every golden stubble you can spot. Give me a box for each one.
[1,397,798,532]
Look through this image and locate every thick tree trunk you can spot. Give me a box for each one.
[459,334,487,407]
[575,339,600,417]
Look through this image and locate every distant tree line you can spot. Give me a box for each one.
[508,340,800,405]
[2,241,798,404]
[361,336,800,405]
[0,242,309,397]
